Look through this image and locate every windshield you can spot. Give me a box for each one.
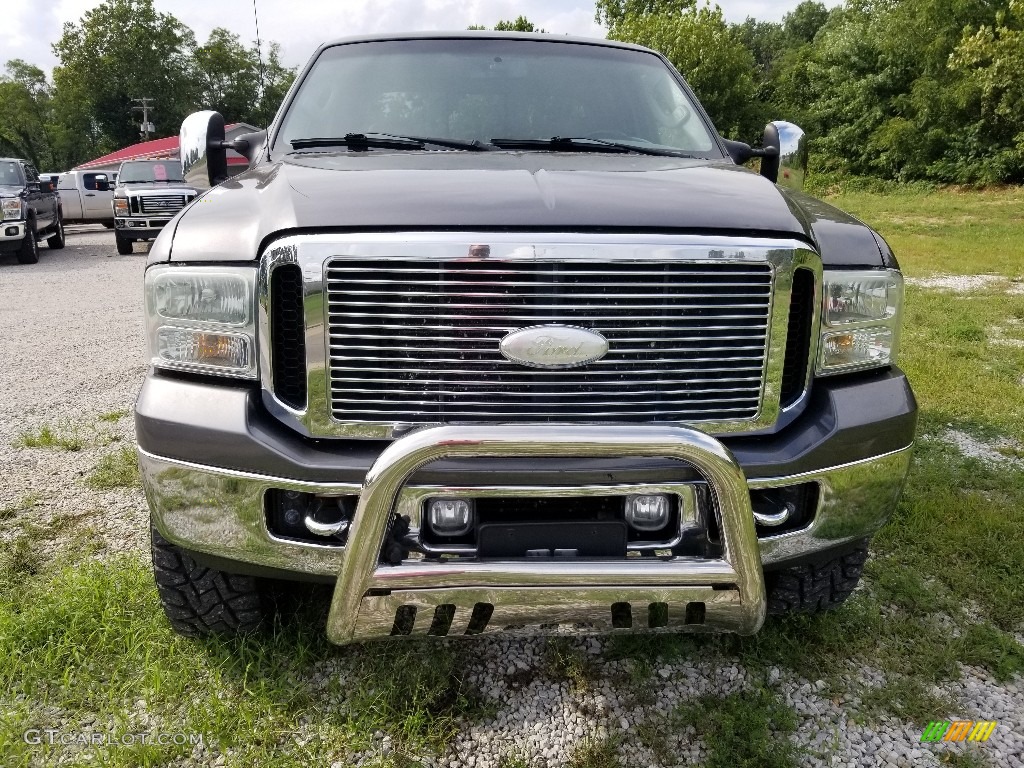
[0,161,24,186]
[275,39,720,156]
[118,160,184,183]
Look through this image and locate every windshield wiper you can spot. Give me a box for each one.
[291,133,489,152]
[490,136,693,157]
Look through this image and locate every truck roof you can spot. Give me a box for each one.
[313,31,654,55]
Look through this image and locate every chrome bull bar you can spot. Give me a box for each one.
[326,425,767,644]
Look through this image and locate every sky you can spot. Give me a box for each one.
[3,0,842,78]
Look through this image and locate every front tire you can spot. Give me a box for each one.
[151,524,266,637]
[16,225,39,264]
[47,211,65,249]
[766,541,868,615]
[115,231,133,255]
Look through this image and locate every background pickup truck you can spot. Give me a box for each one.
[0,157,65,264]
[57,169,115,226]
[112,160,197,254]
[138,33,916,646]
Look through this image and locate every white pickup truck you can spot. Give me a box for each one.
[56,170,115,226]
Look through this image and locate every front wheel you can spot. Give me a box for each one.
[765,540,868,615]
[114,231,133,255]
[47,212,66,249]
[151,524,267,637]
[16,226,39,264]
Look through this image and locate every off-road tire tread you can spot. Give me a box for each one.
[766,542,868,615]
[151,525,265,637]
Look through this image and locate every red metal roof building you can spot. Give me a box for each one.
[74,123,257,173]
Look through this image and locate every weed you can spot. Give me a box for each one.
[543,638,599,690]
[85,446,141,490]
[674,687,798,768]
[16,423,85,451]
[0,534,42,598]
[634,713,677,764]
[567,735,620,768]
[98,409,130,423]
[497,752,532,768]
[0,492,40,521]
[938,750,993,766]
[860,677,957,724]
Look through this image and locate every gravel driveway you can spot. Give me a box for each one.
[1,227,1021,767]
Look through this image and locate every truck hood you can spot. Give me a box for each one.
[0,184,25,196]
[165,152,885,266]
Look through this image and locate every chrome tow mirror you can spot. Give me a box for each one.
[180,110,228,190]
[765,121,807,191]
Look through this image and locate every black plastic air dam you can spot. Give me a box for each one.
[134,367,917,485]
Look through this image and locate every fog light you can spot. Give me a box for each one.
[625,494,670,531]
[427,498,474,535]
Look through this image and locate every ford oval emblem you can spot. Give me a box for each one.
[500,325,609,369]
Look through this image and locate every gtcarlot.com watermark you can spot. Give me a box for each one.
[24,729,204,747]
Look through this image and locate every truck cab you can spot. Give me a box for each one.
[57,170,115,225]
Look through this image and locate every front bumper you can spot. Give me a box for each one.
[0,220,26,245]
[115,217,172,238]
[138,369,916,644]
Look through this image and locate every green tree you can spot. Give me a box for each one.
[595,0,695,34]
[193,28,260,125]
[51,0,197,155]
[606,4,759,138]
[494,15,546,32]
[0,60,56,169]
[949,0,1024,179]
[254,42,297,127]
[782,1,830,44]
[468,16,547,32]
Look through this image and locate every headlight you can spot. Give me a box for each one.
[144,266,257,378]
[113,198,130,216]
[2,198,22,221]
[816,269,903,375]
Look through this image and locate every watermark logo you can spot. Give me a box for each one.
[920,721,997,742]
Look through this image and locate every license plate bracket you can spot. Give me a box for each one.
[477,520,627,558]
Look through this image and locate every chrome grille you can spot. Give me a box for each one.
[139,194,186,214]
[324,259,773,424]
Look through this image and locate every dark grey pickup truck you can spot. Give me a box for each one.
[136,33,916,645]
[0,158,65,263]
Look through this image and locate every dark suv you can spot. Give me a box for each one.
[136,34,916,645]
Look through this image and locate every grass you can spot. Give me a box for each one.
[98,409,131,423]
[674,687,798,768]
[860,678,957,724]
[827,185,1024,278]
[16,423,86,452]
[566,736,621,768]
[85,446,141,490]
[0,556,490,767]
[0,492,40,521]
[542,638,599,690]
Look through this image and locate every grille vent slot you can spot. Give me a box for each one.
[271,263,307,410]
[780,267,815,408]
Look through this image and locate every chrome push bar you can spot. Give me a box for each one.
[326,425,767,644]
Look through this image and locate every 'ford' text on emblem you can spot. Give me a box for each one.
[500,325,609,369]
